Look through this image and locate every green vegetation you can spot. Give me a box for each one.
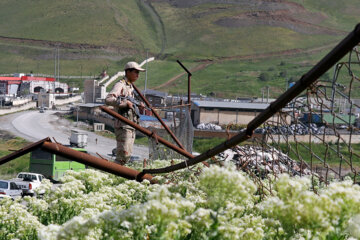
[277,142,360,167]
[0,134,30,178]
[134,136,149,146]
[193,137,224,153]
[4,164,360,239]
[0,0,358,98]
[141,50,339,98]
[0,1,132,47]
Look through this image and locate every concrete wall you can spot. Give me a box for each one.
[196,108,291,126]
[55,95,82,106]
[199,109,219,124]
[12,97,32,106]
[199,109,259,125]
[0,101,36,115]
[0,95,81,115]
[219,110,238,124]
[73,110,115,129]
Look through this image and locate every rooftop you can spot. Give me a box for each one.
[142,89,167,98]
[193,100,270,110]
[78,103,104,108]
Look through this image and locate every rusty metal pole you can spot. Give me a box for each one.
[0,138,154,182]
[0,138,50,166]
[177,60,192,112]
[140,23,360,175]
[131,83,185,150]
[41,141,154,182]
[101,105,194,159]
[100,106,209,167]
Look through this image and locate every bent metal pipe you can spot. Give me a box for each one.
[0,138,154,183]
[141,23,360,175]
[100,106,209,168]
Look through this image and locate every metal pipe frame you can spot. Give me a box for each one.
[3,24,359,181]
[131,83,185,150]
[140,23,360,175]
[0,138,154,182]
[41,141,153,182]
[0,138,50,166]
[100,105,194,159]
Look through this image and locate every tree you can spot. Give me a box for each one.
[259,72,270,81]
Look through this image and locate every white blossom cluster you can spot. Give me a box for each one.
[1,161,360,239]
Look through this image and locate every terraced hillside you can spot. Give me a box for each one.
[0,0,358,97]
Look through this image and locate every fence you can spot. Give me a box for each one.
[138,24,360,188]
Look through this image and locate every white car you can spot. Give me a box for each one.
[13,172,46,197]
[0,180,23,199]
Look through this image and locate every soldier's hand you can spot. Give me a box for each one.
[139,102,145,114]
[139,102,145,110]
[126,100,133,109]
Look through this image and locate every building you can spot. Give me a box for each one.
[143,89,167,107]
[38,92,56,108]
[0,77,21,95]
[191,100,290,126]
[0,76,68,96]
[84,79,106,103]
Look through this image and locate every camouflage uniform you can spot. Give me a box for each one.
[105,77,139,165]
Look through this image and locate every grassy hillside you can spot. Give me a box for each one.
[149,0,344,59]
[0,131,30,178]
[0,0,358,98]
[135,49,335,98]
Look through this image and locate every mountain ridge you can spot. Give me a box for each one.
[0,0,358,98]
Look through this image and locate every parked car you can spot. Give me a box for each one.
[130,156,141,162]
[337,124,347,129]
[0,180,23,199]
[13,172,46,197]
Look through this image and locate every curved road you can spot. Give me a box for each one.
[0,110,149,160]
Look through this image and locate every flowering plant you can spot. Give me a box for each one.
[1,161,360,239]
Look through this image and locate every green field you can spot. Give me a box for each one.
[0,0,359,98]
[0,132,30,178]
[135,50,339,98]
[276,142,360,169]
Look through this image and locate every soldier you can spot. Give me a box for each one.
[105,61,145,165]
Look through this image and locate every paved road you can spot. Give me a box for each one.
[0,109,149,160]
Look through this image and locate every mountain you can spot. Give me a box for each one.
[0,0,358,98]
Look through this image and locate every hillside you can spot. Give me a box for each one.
[0,0,358,98]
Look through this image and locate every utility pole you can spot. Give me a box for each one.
[144,49,149,97]
[76,107,79,127]
[57,47,60,82]
[93,80,96,103]
[54,48,57,81]
[266,86,269,103]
